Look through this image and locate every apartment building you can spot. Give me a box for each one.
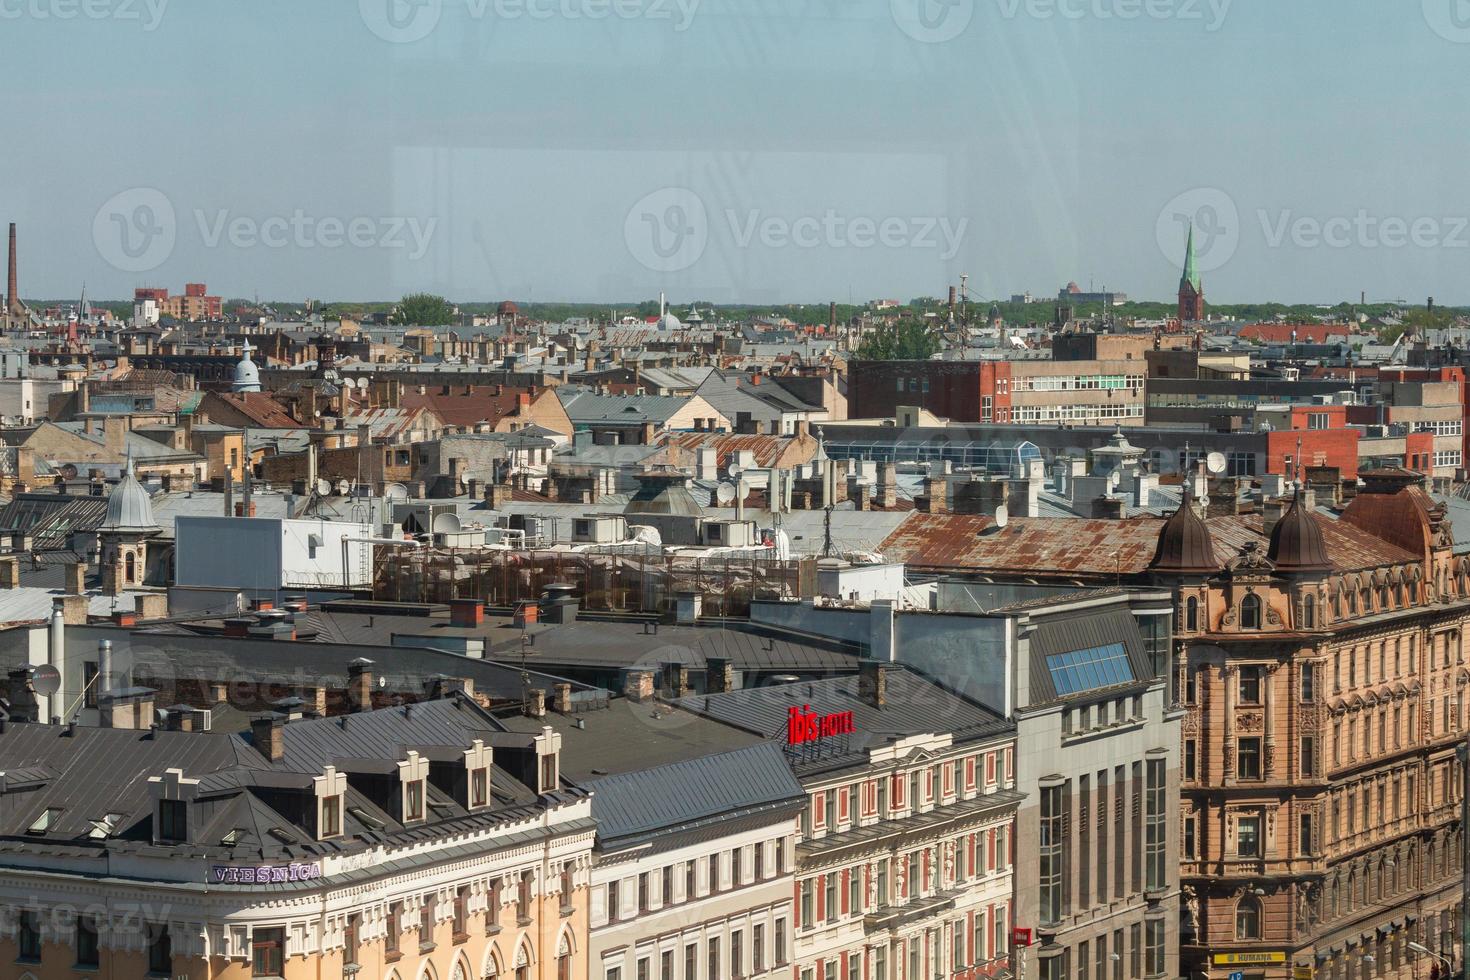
[847,359,1145,426]
[0,692,593,980]
[584,744,806,980]
[1152,468,1467,979]
[678,664,1021,980]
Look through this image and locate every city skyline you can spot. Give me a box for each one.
[3,1,1469,304]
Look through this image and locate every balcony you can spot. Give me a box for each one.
[864,889,961,934]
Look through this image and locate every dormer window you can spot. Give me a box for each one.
[158,799,187,842]
[539,755,557,794]
[320,794,342,839]
[405,779,425,822]
[471,768,489,808]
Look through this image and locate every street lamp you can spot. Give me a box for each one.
[1408,941,1454,973]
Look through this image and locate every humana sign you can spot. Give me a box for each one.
[786,705,856,746]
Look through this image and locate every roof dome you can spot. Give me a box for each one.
[1150,485,1218,574]
[100,460,159,533]
[657,312,683,331]
[624,467,702,517]
[232,342,261,393]
[1268,488,1331,573]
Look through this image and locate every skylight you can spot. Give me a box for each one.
[27,807,62,835]
[1046,642,1134,696]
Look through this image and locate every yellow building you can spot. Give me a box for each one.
[0,689,592,980]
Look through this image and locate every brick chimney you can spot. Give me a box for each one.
[662,662,690,698]
[553,682,572,714]
[858,661,891,708]
[706,656,735,694]
[6,223,17,316]
[348,658,375,713]
[251,714,285,762]
[0,557,18,589]
[525,688,547,718]
[449,598,484,628]
[623,669,654,702]
[64,561,86,596]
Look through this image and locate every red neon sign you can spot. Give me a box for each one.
[1012,927,1033,948]
[786,705,855,746]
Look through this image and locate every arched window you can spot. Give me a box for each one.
[1186,596,1198,632]
[556,931,573,980]
[1302,594,1315,629]
[125,552,136,584]
[1240,593,1262,630]
[1236,896,1262,939]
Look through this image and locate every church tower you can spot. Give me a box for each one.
[1177,222,1205,322]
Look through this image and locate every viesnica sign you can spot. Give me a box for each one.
[210,862,321,884]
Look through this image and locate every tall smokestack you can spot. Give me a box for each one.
[828,301,837,334]
[6,223,17,316]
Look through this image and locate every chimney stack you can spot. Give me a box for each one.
[6,223,17,316]
[251,714,285,762]
[858,661,891,708]
[348,658,375,713]
[706,656,735,694]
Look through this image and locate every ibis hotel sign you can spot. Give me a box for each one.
[787,705,856,746]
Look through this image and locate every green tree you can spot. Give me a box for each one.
[390,293,454,326]
[855,320,941,360]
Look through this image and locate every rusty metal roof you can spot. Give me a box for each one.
[880,512,1419,578]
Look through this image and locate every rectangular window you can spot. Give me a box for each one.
[406,779,424,821]
[1237,737,1262,780]
[731,930,743,978]
[344,913,360,967]
[1301,662,1316,702]
[387,902,402,953]
[1298,812,1315,856]
[1145,758,1166,891]
[1300,736,1316,778]
[707,937,720,980]
[1184,740,1197,780]
[1145,919,1165,977]
[1237,815,1261,857]
[1239,665,1262,704]
[252,927,285,977]
[1039,782,1066,926]
[1130,924,1142,979]
[753,923,764,973]
[774,919,787,965]
[158,798,187,842]
[1183,814,1197,860]
[77,915,100,967]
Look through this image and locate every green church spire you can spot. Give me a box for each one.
[1180,222,1201,292]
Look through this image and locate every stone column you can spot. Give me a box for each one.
[1264,663,1278,777]
[1223,665,1237,783]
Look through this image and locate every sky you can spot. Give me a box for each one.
[2,0,1468,307]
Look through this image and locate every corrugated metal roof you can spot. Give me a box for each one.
[586,742,804,843]
[675,668,1012,777]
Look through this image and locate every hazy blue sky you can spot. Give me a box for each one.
[2,0,1467,306]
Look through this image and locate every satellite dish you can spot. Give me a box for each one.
[432,512,462,534]
[716,482,737,504]
[993,504,1009,529]
[1206,451,1228,475]
[31,664,60,698]
[1109,470,1121,488]
[336,479,351,496]
[727,464,743,480]
[384,483,410,503]
[315,478,332,497]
